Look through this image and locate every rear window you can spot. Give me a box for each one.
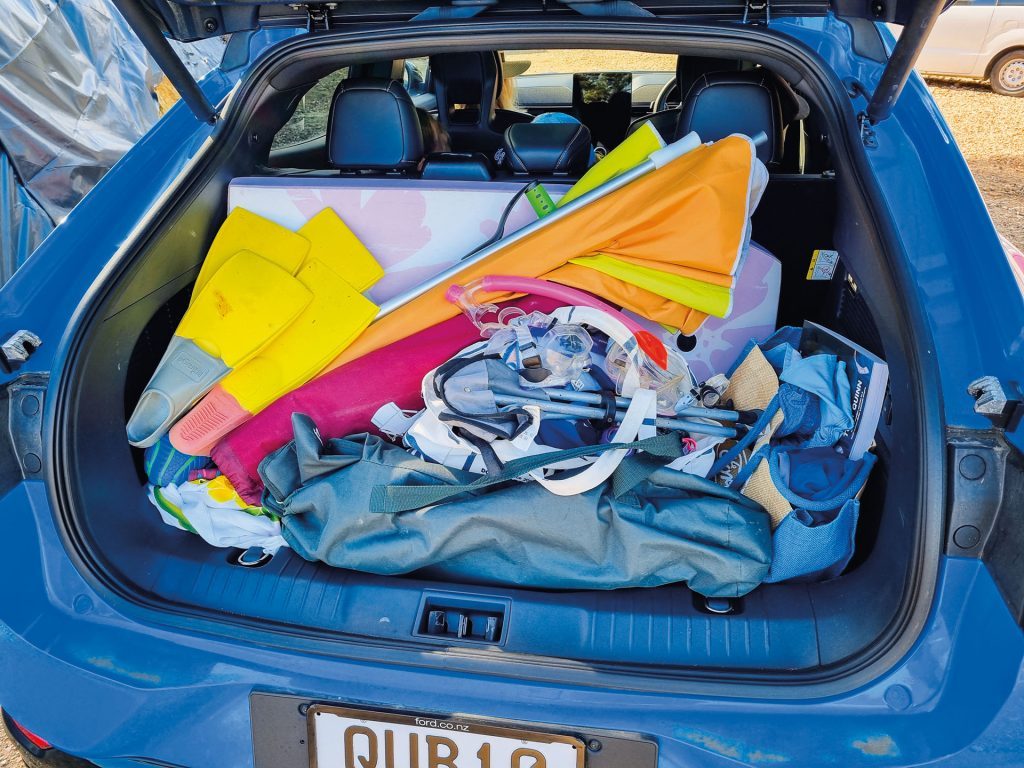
[271,68,349,150]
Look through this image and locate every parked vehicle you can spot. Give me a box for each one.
[0,0,1022,766]
[902,0,1024,95]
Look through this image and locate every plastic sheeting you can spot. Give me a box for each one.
[0,0,224,283]
[0,151,53,285]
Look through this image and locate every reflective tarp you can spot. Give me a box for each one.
[0,151,53,285]
[0,0,224,282]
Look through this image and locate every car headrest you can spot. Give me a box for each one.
[503,122,591,176]
[327,78,423,171]
[678,70,782,165]
[421,152,493,182]
[430,52,499,131]
[675,56,743,103]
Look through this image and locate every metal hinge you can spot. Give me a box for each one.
[1,330,41,374]
[743,0,770,25]
[858,112,878,149]
[290,3,337,32]
[968,376,1024,431]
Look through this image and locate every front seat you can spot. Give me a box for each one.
[326,77,424,174]
[429,51,531,160]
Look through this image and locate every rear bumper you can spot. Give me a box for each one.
[0,482,1021,768]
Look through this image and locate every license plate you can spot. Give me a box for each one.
[308,705,586,768]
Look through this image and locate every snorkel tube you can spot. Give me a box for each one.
[446,275,669,370]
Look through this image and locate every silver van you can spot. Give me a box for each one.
[906,0,1024,95]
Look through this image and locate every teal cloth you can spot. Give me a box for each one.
[372,431,682,513]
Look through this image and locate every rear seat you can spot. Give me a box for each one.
[678,70,783,166]
[327,78,424,174]
[430,51,532,161]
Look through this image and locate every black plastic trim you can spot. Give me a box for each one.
[946,428,1024,624]
[0,373,48,499]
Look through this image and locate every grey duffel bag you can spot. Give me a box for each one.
[260,413,772,597]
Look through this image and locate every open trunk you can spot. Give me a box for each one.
[56,27,926,682]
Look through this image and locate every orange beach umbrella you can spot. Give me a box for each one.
[324,134,761,372]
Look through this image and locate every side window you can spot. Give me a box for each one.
[271,68,349,150]
[403,57,430,96]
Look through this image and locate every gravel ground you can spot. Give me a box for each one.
[928,80,1024,245]
[0,730,18,768]
[0,70,1016,768]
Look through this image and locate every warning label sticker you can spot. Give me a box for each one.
[807,249,840,281]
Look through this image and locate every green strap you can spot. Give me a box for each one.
[370,432,683,514]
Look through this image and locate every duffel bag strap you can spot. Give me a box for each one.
[370,430,683,514]
[706,395,780,479]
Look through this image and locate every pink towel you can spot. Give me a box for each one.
[212,297,562,504]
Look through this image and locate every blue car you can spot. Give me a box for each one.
[1,0,1023,766]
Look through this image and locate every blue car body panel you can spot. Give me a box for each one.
[0,14,1021,768]
[0,477,1022,766]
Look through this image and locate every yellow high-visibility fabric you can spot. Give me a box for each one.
[556,121,665,208]
[569,252,733,317]
[543,263,708,334]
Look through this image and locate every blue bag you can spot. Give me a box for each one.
[734,444,875,583]
[714,333,872,584]
[767,499,859,583]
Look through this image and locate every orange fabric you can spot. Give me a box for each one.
[324,135,754,371]
[543,263,708,334]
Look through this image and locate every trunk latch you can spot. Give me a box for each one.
[968,376,1024,431]
[1,330,41,374]
[858,113,878,149]
[416,595,506,643]
[743,0,771,25]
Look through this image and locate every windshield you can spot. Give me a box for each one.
[503,49,676,75]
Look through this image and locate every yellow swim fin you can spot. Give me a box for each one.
[127,251,312,448]
[298,209,384,292]
[192,208,311,301]
[169,213,383,455]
